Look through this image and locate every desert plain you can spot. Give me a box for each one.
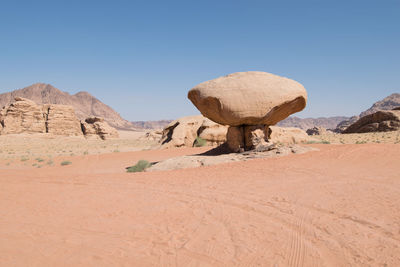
[1,130,399,267]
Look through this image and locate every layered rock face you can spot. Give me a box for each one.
[188,71,308,151]
[45,104,82,136]
[343,110,400,133]
[0,97,46,134]
[81,117,119,140]
[0,83,134,130]
[0,97,119,139]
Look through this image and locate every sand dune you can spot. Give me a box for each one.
[0,144,399,266]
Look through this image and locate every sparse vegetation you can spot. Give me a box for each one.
[356,141,367,144]
[35,157,44,162]
[61,161,72,166]
[193,137,207,147]
[306,140,330,144]
[127,160,151,173]
[20,156,29,162]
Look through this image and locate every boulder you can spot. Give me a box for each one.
[45,104,83,136]
[81,117,119,140]
[160,115,228,148]
[188,71,307,126]
[197,118,228,146]
[0,97,46,134]
[160,115,204,148]
[269,126,311,144]
[306,126,327,136]
[343,110,400,133]
[140,130,163,141]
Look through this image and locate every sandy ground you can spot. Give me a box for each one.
[0,130,158,168]
[1,143,399,266]
[313,131,400,144]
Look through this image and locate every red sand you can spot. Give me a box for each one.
[1,144,399,266]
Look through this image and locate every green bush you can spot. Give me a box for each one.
[35,157,44,162]
[193,137,207,147]
[61,161,72,166]
[127,160,151,173]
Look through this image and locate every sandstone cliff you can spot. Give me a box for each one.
[0,83,134,130]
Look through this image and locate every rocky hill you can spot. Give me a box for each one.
[131,120,173,129]
[0,83,134,130]
[277,116,349,130]
[359,93,400,117]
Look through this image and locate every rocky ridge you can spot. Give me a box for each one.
[0,83,133,130]
[0,97,118,139]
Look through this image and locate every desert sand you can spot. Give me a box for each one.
[1,143,399,266]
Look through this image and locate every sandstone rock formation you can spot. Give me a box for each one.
[306,126,327,136]
[0,97,46,134]
[197,118,228,146]
[269,126,311,144]
[343,110,400,133]
[188,71,308,151]
[0,97,119,139]
[226,125,311,152]
[45,104,82,136]
[159,114,311,151]
[160,115,204,148]
[81,117,119,140]
[147,145,317,172]
[334,116,360,133]
[0,83,134,130]
[188,71,307,126]
[160,115,228,148]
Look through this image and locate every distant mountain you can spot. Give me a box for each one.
[279,93,400,131]
[131,120,172,129]
[277,116,349,130]
[359,93,400,117]
[0,83,134,130]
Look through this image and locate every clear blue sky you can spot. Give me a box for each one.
[0,0,399,121]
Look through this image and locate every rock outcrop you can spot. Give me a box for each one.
[159,114,312,151]
[306,126,327,136]
[0,83,134,130]
[160,115,204,148]
[45,104,83,136]
[359,93,400,117]
[334,116,360,133]
[269,126,311,144]
[0,97,119,139]
[0,97,46,134]
[160,115,228,148]
[343,110,400,133]
[188,71,308,151]
[197,118,228,146]
[81,117,119,140]
[188,71,307,126]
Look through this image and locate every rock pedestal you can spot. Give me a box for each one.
[188,71,308,153]
[227,125,270,152]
